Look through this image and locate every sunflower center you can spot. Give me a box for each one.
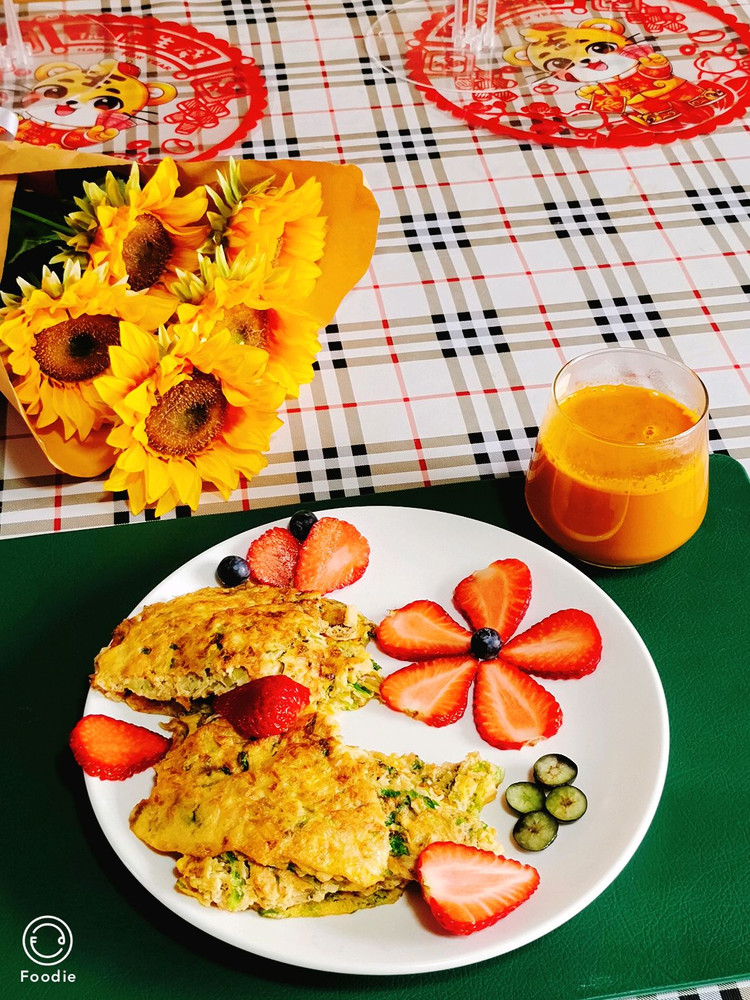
[145,372,227,457]
[122,213,173,291]
[222,304,268,348]
[33,315,120,382]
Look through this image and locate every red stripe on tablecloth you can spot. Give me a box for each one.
[53,472,62,532]
[238,474,251,512]
[353,250,750,291]
[377,155,750,194]
[467,134,563,361]
[285,383,549,416]
[283,361,746,419]
[349,264,429,485]
[303,1,345,163]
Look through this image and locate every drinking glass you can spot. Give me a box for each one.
[525,347,709,568]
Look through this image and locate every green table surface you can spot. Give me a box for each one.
[2,454,749,1000]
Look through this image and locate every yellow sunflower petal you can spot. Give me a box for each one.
[115,441,149,473]
[154,485,182,519]
[31,378,59,429]
[103,464,129,493]
[193,449,239,493]
[121,381,156,424]
[60,387,94,440]
[118,322,161,369]
[167,459,203,510]
[97,205,118,229]
[124,473,148,516]
[222,403,283,452]
[144,452,172,504]
[106,423,136,452]
[0,314,28,353]
[158,189,209,230]
[220,443,269,481]
[119,288,177,330]
[137,158,179,211]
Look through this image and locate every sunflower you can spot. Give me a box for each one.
[95,323,285,517]
[0,259,174,440]
[208,160,328,303]
[172,249,322,397]
[64,158,209,293]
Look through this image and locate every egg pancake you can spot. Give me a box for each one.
[92,583,378,715]
[131,713,504,917]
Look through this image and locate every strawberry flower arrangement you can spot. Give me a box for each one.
[376,558,603,749]
[0,149,378,516]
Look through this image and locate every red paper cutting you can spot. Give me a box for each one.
[405,0,750,147]
[1,14,266,161]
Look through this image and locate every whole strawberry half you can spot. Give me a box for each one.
[69,715,171,780]
[376,600,472,660]
[502,609,603,679]
[214,675,311,739]
[380,656,477,727]
[294,517,370,593]
[453,558,532,642]
[247,527,300,588]
[417,842,540,935]
[473,659,562,750]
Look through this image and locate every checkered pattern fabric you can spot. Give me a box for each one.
[637,984,750,1000]
[0,0,749,536]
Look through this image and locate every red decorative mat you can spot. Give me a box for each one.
[4,13,266,161]
[405,0,750,147]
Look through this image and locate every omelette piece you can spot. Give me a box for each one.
[92,582,378,715]
[131,714,504,918]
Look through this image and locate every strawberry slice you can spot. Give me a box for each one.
[501,608,602,679]
[247,527,300,588]
[69,715,170,780]
[215,675,310,738]
[376,600,472,660]
[473,659,562,750]
[453,559,532,641]
[380,656,477,727]
[416,842,540,935]
[294,517,370,593]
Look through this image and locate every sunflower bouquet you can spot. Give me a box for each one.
[0,146,378,516]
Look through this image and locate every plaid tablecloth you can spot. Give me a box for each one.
[639,985,750,1000]
[1,5,749,995]
[0,0,748,540]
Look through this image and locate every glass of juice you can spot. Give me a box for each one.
[525,347,709,568]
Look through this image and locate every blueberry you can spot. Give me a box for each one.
[470,627,502,660]
[288,509,318,542]
[216,555,250,587]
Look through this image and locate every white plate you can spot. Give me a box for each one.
[84,505,668,976]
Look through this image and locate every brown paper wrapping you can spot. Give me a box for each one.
[0,143,380,477]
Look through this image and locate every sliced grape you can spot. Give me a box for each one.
[505,781,546,815]
[545,785,588,822]
[513,810,558,851]
[533,753,578,787]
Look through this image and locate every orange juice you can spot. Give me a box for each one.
[525,382,708,567]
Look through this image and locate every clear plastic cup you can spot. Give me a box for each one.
[525,347,709,568]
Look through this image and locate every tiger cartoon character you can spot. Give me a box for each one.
[503,18,723,127]
[17,58,177,149]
